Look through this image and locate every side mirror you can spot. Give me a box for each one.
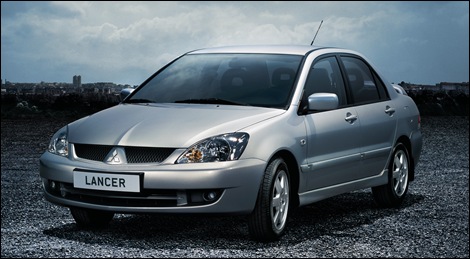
[120,88,135,101]
[308,93,339,111]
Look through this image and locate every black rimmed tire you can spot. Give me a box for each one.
[372,143,410,208]
[248,157,290,242]
[70,207,115,228]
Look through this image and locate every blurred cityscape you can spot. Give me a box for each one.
[1,76,468,118]
[1,75,135,96]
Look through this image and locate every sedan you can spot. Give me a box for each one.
[40,45,422,242]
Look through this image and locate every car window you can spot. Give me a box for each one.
[341,56,381,104]
[127,54,303,109]
[301,56,347,112]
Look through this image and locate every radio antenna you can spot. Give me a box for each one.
[310,20,323,46]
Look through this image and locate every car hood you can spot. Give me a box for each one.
[68,103,285,147]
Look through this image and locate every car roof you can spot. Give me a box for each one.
[187,45,344,56]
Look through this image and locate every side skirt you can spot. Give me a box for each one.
[298,170,388,207]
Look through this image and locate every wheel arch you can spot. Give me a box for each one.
[395,135,415,181]
[269,150,300,209]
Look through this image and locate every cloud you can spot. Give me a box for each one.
[1,1,468,85]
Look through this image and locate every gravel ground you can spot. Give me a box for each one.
[1,116,469,258]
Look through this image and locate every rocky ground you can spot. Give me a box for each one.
[1,116,469,258]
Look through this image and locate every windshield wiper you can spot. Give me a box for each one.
[174,98,249,106]
[125,98,154,103]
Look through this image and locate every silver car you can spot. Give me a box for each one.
[40,45,422,241]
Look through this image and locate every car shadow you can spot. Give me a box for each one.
[43,191,425,249]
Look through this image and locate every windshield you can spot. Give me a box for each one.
[126,53,303,109]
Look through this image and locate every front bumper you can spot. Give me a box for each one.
[39,151,266,214]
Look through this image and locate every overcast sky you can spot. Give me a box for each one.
[1,1,469,86]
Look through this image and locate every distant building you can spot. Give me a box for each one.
[400,81,469,95]
[438,82,469,95]
[73,75,82,88]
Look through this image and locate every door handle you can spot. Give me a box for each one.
[385,106,395,116]
[345,112,358,123]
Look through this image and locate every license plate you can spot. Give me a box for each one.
[73,171,140,192]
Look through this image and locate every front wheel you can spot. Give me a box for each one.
[372,143,410,207]
[70,207,115,229]
[248,157,290,242]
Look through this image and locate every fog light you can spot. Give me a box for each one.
[203,191,218,202]
[50,181,56,189]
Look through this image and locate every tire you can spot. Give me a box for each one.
[372,143,410,208]
[248,157,290,242]
[70,207,115,229]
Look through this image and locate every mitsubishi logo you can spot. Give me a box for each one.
[107,150,120,163]
[105,147,126,164]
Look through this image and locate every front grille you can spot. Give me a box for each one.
[74,144,175,163]
[125,147,175,163]
[74,144,112,161]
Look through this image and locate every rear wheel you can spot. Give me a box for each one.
[70,207,115,228]
[372,143,410,207]
[248,157,290,242]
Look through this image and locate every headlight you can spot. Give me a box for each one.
[48,126,69,157]
[176,133,249,163]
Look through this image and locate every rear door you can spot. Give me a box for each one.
[340,55,397,178]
